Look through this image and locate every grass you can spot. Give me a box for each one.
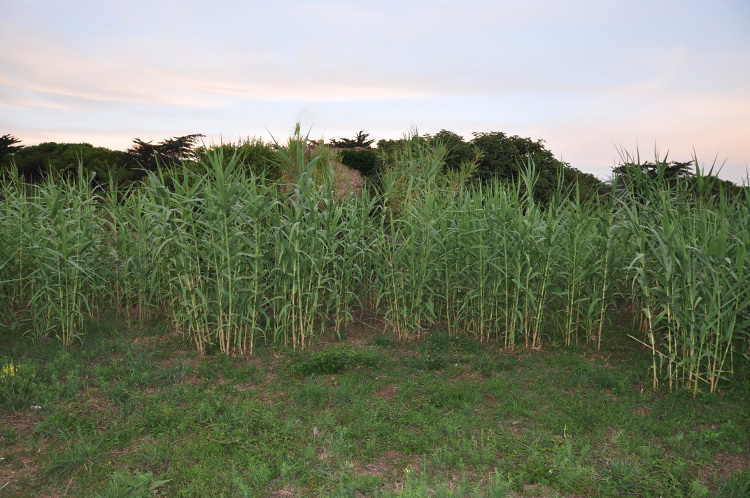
[1,314,748,497]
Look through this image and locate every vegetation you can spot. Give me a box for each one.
[0,127,748,393]
[0,134,24,162]
[2,142,130,184]
[194,137,282,181]
[0,317,748,496]
[125,134,205,169]
[1,124,749,494]
[330,130,375,149]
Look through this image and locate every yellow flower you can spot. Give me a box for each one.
[1,362,17,378]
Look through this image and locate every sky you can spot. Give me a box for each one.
[2,0,749,183]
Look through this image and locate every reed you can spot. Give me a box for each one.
[2,133,747,393]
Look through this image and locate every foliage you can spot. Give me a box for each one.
[98,471,171,498]
[610,155,745,200]
[470,131,593,204]
[377,130,603,204]
[0,134,24,162]
[338,148,380,178]
[0,360,38,411]
[291,345,381,375]
[125,133,204,174]
[431,129,476,172]
[0,126,748,394]
[330,130,374,149]
[194,137,281,180]
[4,142,130,184]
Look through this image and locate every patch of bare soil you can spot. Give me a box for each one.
[711,452,750,479]
[631,401,651,415]
[695,451,750,494]
[511,483,557,496]
[500,420,532,435]
[375,384,398,400]
[268,484,308,496]
[1,410,39,432]
[0,443,46,496]
[350,450,422,494]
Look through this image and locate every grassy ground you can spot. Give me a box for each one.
[1,313,749,497]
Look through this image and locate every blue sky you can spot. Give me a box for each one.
[2,0,749,182]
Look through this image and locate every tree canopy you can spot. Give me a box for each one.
[5,142,128,184]
[126,133,205,172]
[330,131,374,149]
[0,134,24,161]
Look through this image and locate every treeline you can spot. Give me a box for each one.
[0,133,276,186]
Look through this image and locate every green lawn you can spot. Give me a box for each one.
[1,313,749,497]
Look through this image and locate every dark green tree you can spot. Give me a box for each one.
[126,133,205,172]
[5,142,129,184]
[195,138,282,180]
[338,148,380,178]
[330,130,374,149]
[430,130,475,172]
[613,160,692,183]
[610,159,744,200]
[470,132,565,203]
[0,134,24,162]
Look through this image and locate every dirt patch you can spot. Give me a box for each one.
[501,420,531,435]
[711,452,750,478]
[1,410,39,432]
[695,451,750,493]
[511,483,557,496]
[450,370,482,381]
[352,450,422,494]
[268,484,308,497]
[375,384,398,400]
[633,405,652,416]
[0,449,45,495]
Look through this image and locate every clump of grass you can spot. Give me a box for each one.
[471,354,518,376]
[715,469,750,497]
[293,381,330,408]
[411,353,448,371]
[0,360,38,411]
[371,335,396,348]
[98,471,171,498]
[291,345,380,375]
[570,359,629,391]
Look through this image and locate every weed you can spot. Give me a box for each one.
[291,345,380,375]
[0,360,38,411]
[570,358,628,392]
[715,469,750,497]
[372,335,396,347]
[293,381,330,408]
[45,438,102,476]
[97,471,171,498]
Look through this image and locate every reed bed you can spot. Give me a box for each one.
[1,134,748,393]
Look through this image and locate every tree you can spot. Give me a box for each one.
[612,160,692,183]
[469,132,561,203]
[126,133,205,172]
[330,130,374,149]
[195,137,282,180]
[5,142,129,184]
[338,148,380,178]
[609,159,744,200]
[430,130,475,172]
[469,132,605,204]
[0,134,24,162]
